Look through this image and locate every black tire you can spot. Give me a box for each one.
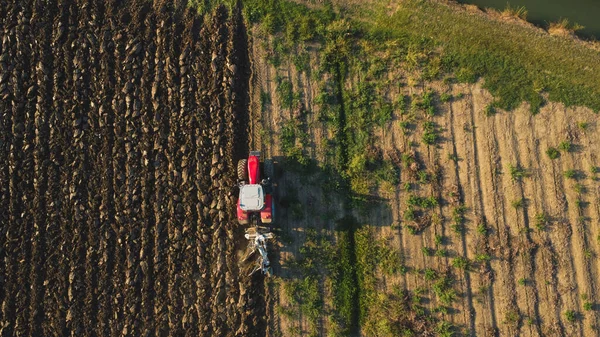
[237,159,248,181]
[264,158,274,180]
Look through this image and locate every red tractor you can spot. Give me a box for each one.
[237,151,274,226]
[237,151,275,276]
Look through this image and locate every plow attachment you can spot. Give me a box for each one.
[242,228,274,277]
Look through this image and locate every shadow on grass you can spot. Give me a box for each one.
[267,155,393,335]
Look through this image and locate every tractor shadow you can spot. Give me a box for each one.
[263,155,393,334]
[268,155,394,273]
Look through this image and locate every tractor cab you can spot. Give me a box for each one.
[239,184,265,211]
[236,151,275,225]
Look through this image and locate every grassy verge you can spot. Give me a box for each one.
[353,0,600,112]
[234,0,600,112]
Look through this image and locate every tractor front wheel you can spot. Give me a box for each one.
[237,159,248,181]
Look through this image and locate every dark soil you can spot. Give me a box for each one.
[0,0,263,336]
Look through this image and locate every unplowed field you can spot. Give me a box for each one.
[250,27,600,337]
[0,1,266,336]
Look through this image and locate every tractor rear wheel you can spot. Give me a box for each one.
[264,158,274,180]
[237,159,248,181]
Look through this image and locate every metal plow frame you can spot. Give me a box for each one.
[243,229,274,276]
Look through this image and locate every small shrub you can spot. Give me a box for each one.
[534,212,548,231]
[574,183,585,194]
[422,131,438,145]
[422,121,439,145]
[564,169,577,179]
[440,93,452,103]
[476,223,488,235]
[435,321,454,337]
[292,51,310,73]
[509,164,527,180]
[422,90,434,108]
[479,285,489,295]
[546,147,560,160]
[578,121,589,130]
[448,153,458,162]
[375,101,394,126]
[426,105,436,116]
[401,153,415,168]
[501,4,528,20]
[412,304,425,316]
[438,288,457,306]
[434,234,443,246]
[519,227,532,234]
[505,310,520,324]
[518,278,527,286]
[407,226,417,235]
[423,196,438,208]
[396,95,408,114]
[418,171,430,184]
[407,195,421,207]
[448,190,459,202]
[404,207,416,221]
[424,268,437,280]
[452,205,467,222]
[422,247,433,256]
[535,212,548,223]
[564,310,577,323]
[549,18,585,37]
[413,286,426,298]
[399,120,410,132]
[432,214,441,227]
[591,166,600,181]
[558,140,572,152]
[484,104,496,117]
[276,79,295,110]
[434,305,450,315]
[511,198,524,209]
[260,90,271,109]
[451,223,463,234]
[475,254,491,262]
[584,301,593,311]
[435,249,448,257]
[433,276,456,305]
[451,256,470,270]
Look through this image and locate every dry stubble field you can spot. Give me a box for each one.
[250,26,600,336]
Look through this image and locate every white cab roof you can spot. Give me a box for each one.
[239,184,264,211]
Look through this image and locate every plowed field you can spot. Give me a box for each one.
[0,1,265,336]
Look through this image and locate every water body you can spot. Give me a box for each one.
[457,0,600,38]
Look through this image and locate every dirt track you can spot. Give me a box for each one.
[0,0,266,336]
